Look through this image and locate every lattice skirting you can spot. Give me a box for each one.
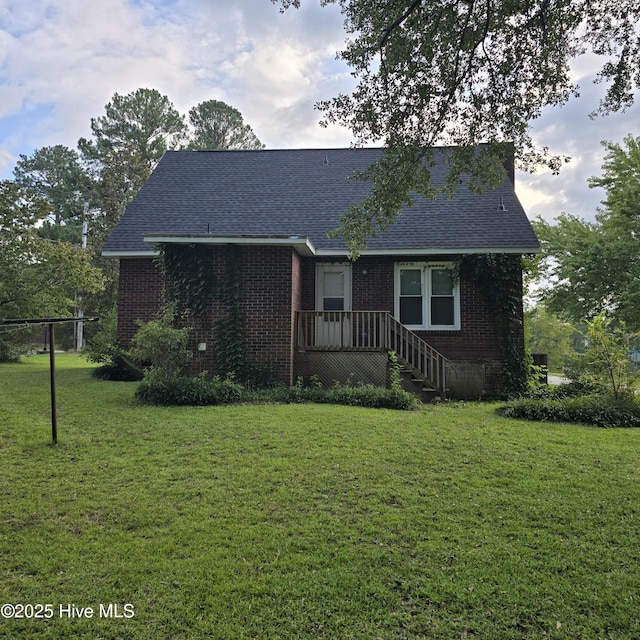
[294,352,389,388]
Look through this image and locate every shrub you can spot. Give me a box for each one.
[136,374,244,406]
[85,310,121,363]
[500,395,640,428]
[135,374,417,410]
[129,320,191,380]
[84,312,144,380]
[273,380,416,410]
[325,382,416,410]
[567,313,640,399]
[246,384,325,405]
[240,361,280,390]
[0,325,40,362]
[528,379,594,400]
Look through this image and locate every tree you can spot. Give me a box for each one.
[77,89,182,255]
[534,135,640,330]
[76,89,187,319]
[12,145,92,230]
[185,100,264,150]
[589,134,640,220]
[0,181,104,360]
[573,312,640,399]
[274,0,640,255]
[78,88,186,173]
[525,305,577,372]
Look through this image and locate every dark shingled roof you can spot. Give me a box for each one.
[102,147,540,255]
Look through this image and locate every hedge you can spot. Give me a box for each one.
[500,395,640,428]
[135,376,417,410]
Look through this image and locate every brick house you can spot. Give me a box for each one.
[102,147,540,399]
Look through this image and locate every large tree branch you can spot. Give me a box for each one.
[378,0,424,50]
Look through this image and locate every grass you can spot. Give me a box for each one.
[1,354,640,639]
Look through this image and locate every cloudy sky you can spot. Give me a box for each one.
[1,0,638,223]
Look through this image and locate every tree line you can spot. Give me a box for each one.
[528,135,640,372]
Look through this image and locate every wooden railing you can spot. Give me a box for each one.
[295,311,447,398]
[386,314,447,398]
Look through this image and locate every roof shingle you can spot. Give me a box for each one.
[102,147,540,255]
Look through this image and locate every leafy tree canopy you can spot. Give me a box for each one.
[274,0,640,255]
[534,134,640,329]
[78,88,186,170]
[525,305,579,372]
[8,92,263,325]
[185,100,265,150]
[13,145,91,228]
[0,181,104,322]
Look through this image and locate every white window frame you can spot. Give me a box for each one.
[394,262,460,330]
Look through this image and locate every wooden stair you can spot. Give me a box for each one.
[294,310,448,400]
[398,367,440,403]
[387,315,448,401]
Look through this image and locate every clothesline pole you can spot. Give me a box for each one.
[49,323,57,445]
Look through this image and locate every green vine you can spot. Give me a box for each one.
[461,254,529,396]
[155,243,245,378]
[214,245,244,377]
[155,243,214,317]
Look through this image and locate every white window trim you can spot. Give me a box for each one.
[394,262,460,330]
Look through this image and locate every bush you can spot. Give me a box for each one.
[129,320,191,380]
[248,379,416,410]
[528,379,594,400]
[325,382,416,410]
[135,374,244,406]
[0,325,40,362]
[566,313,640,399]
[135,374,417,410]
[500,394,640,428]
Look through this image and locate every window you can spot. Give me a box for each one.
[399,268,423,326]
[395,263,459,330]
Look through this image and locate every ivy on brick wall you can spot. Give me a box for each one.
[156,243,214,317]
[460,253,529,396]
[214,245,244,377]
[155,242,244,378]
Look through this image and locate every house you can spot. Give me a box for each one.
[102,147,540,399]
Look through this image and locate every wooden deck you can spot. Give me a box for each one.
[295,311,448,398]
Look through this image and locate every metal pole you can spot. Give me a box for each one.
[76,215,88,351]
[49,323,57,445]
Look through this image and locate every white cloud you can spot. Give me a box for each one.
[517,67,639,222]
[0,0,637,228]
[0,0,353,176]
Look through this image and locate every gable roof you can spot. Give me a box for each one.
[102,147,540,257]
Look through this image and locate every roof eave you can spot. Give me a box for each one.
[316,246,541,257]
[102,243,541,258]
[101,249,158,258]
[141,233,317,256]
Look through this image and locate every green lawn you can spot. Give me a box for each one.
[1,354,639,639]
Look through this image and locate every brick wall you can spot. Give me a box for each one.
[117,250,524,392]
[299,254,524,389]
[117,258,165,346]
[241,246,299,384]
[117,247,300,384]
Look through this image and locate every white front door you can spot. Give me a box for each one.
[315,264,352,347]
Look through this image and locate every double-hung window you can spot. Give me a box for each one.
[395,263,459,330]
